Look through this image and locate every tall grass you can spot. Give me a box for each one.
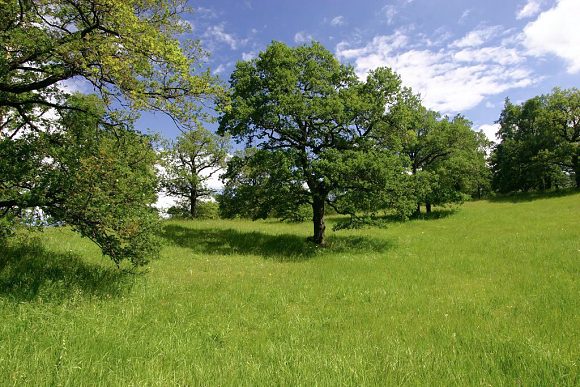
[1,191,578,385]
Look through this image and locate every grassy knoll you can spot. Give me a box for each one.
[1,192,579,385]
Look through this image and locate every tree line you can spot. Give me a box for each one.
[492,88,579,192]
[1,0,577,265]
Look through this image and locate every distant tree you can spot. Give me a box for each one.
[390,91,490,213]
[160,127,230,218]
[0,94,160,266]
[491,88,578,192]
[218,41,410,245]
[543,88,580,188]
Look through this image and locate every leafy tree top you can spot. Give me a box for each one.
[219,41,402,154]
[0,0,223,137]
[218,41,410,244]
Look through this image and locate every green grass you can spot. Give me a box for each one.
[1,192,579,385]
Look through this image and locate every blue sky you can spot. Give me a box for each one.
[137,0,580,142]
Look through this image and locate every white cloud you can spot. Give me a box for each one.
[453,46,525,65]
[516,0,543,19]
[336,28,535,113]
[213,64,226,75]
[195,6,218,19]
[58,78,92,94]
[382,5,398,25]
[330,16,346,26]
[241,51,257,61]
[450,26,502,48]
[459,9,471,23]
[204,24,242,50]
[523,0,580,73]
[477,123,500,142]
[294,31,313,44]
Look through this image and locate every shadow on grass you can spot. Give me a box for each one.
[162,225,393,261]
[0,239,138,303]
[488,188,579,203]
[326,208,458,227]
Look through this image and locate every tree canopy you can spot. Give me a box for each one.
[1,0,221,136]
[391,92,490,212]
[1,94,160,265]
[492,88,579,192]
[218,41,412,245]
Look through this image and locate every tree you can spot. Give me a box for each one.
[1,0,223,262]
[218,41,409,245]
[390,90,490,213]
[1,94,160,266]
[491,88,579,192]
[543,88,580,188]
[1,0,221,135]
[160,127,230,218]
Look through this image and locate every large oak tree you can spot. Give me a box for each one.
[218,41,409,245]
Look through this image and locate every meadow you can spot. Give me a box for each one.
[1,192,578,385]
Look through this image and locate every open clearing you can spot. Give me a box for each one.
[1,192,579,385]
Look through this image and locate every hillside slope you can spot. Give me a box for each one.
[1,192,578,385]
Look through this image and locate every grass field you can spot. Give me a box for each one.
[1,192,579,385]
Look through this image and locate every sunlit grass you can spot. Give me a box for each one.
[1,191,579,385]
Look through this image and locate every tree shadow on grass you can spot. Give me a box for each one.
[330,208,458,226]
[162,225,393,261]
[0,239,138,303]
[411,208,459,220]
[488,188,579,203]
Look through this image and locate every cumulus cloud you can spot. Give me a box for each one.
[294,31,313,44]
[241,51,257,61]
[523,0,580,73]
[204,24,243,50]
[516,0,543,19]
[330,16,346,26]
[450,26,502,48]
[336,28,534,113]
[453,46,525,66]
[477,123,500,142]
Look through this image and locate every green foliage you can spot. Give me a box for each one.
[492,88,579,192]
[1,94,160,266]
[218,148,312,220]
[160,127,230,218]
[218,41,410,243]
[167,200,220,220]
[393,91,491,211]
[1,0,222,264]
[0,0,222,135]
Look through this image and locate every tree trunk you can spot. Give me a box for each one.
[190,189,198,218]
[574,152,580,189]
[311,194,326,245]
[425,201,432,214]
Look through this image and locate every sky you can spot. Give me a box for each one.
[136,0,580,144]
